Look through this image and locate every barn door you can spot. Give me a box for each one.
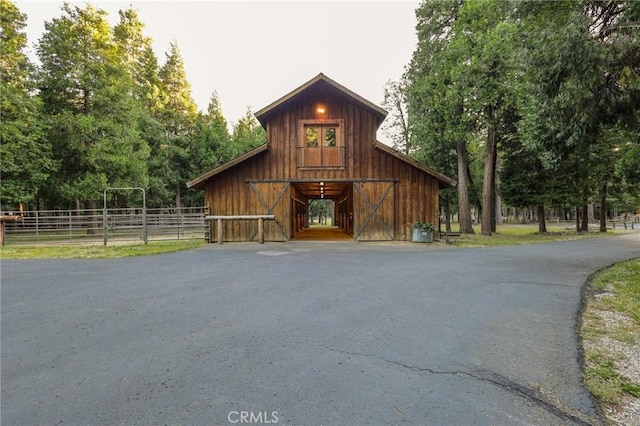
[353,181,394,241]
[249,182,290,241]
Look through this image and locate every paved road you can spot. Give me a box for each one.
[2,233,639,425]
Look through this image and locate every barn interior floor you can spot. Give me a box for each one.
[292,226,353,241]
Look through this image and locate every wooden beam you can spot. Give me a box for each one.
[205,215,276,245]
[206,215,275,220]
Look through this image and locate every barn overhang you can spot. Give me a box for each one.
[373,142,457,188]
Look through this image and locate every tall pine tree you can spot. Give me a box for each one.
[0,0,54,210]
[157,41,198,207]
[37,3,149,209]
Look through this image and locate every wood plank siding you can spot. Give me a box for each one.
[189,74,455,242]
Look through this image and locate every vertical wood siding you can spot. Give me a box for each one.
[203,85,441,242]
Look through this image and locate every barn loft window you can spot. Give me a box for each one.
[299,119,345,168]
[305,126,336,147]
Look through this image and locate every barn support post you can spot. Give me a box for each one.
[217,218,223,244]
[258,217,265,244]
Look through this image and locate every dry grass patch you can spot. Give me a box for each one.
[581,258,640,425]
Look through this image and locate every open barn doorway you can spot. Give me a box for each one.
[291,181,353,241]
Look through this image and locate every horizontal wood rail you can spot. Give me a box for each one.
[205,215,275,244]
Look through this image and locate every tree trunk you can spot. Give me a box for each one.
[587,203,595,224]
[600,183,607,233]
[495,191,502,228]
[482,105,496,236]
[457,140,474,234]
[537,205,547,233]
[581,203,589,232]
[467,163,481,222]
[175,180,182,209]
[444,196,452,232]
[576,206,581,232]
[491,145,498,232]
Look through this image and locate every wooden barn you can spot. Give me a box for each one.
[187,73,455,242]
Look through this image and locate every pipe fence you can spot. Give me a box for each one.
[3,207,209,245]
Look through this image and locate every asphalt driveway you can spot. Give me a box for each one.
[2,233,639,425]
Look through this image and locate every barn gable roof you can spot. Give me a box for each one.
[187,73,456,190]
[374,141,457,188]
[187,141,456,190]
[255,73,388,128]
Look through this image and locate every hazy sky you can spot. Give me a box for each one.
[17,1,420,135]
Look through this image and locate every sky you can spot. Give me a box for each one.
[16,0,420,138]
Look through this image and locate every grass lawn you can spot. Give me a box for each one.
[1,224,628,257]
[0,239,205,259]
[581,258,640,421]
[444,224,620,247]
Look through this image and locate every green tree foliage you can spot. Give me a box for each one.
[231,107,266,154]
[380,79,413,154]
[37,3,149,208]
[308,199,333,224]
[159,41,198,136]
[3,3,250,210]
[113,7,168,207]
[0,0,55,210]
[515,0,640,230]
[408,0,639,234]
[405,0,464,233]
[199,92,235,166]
[412,0,518,235]
[456,0,518,235]
[155,41,201,207]
[179,92,234,206]
[113,8,156,104]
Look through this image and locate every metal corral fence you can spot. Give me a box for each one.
[3,207,210,245]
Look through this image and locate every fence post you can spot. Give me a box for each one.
[142,203,147,245]
[103,207,108,246]
[217,218,223,244]
[177,207,181,240]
